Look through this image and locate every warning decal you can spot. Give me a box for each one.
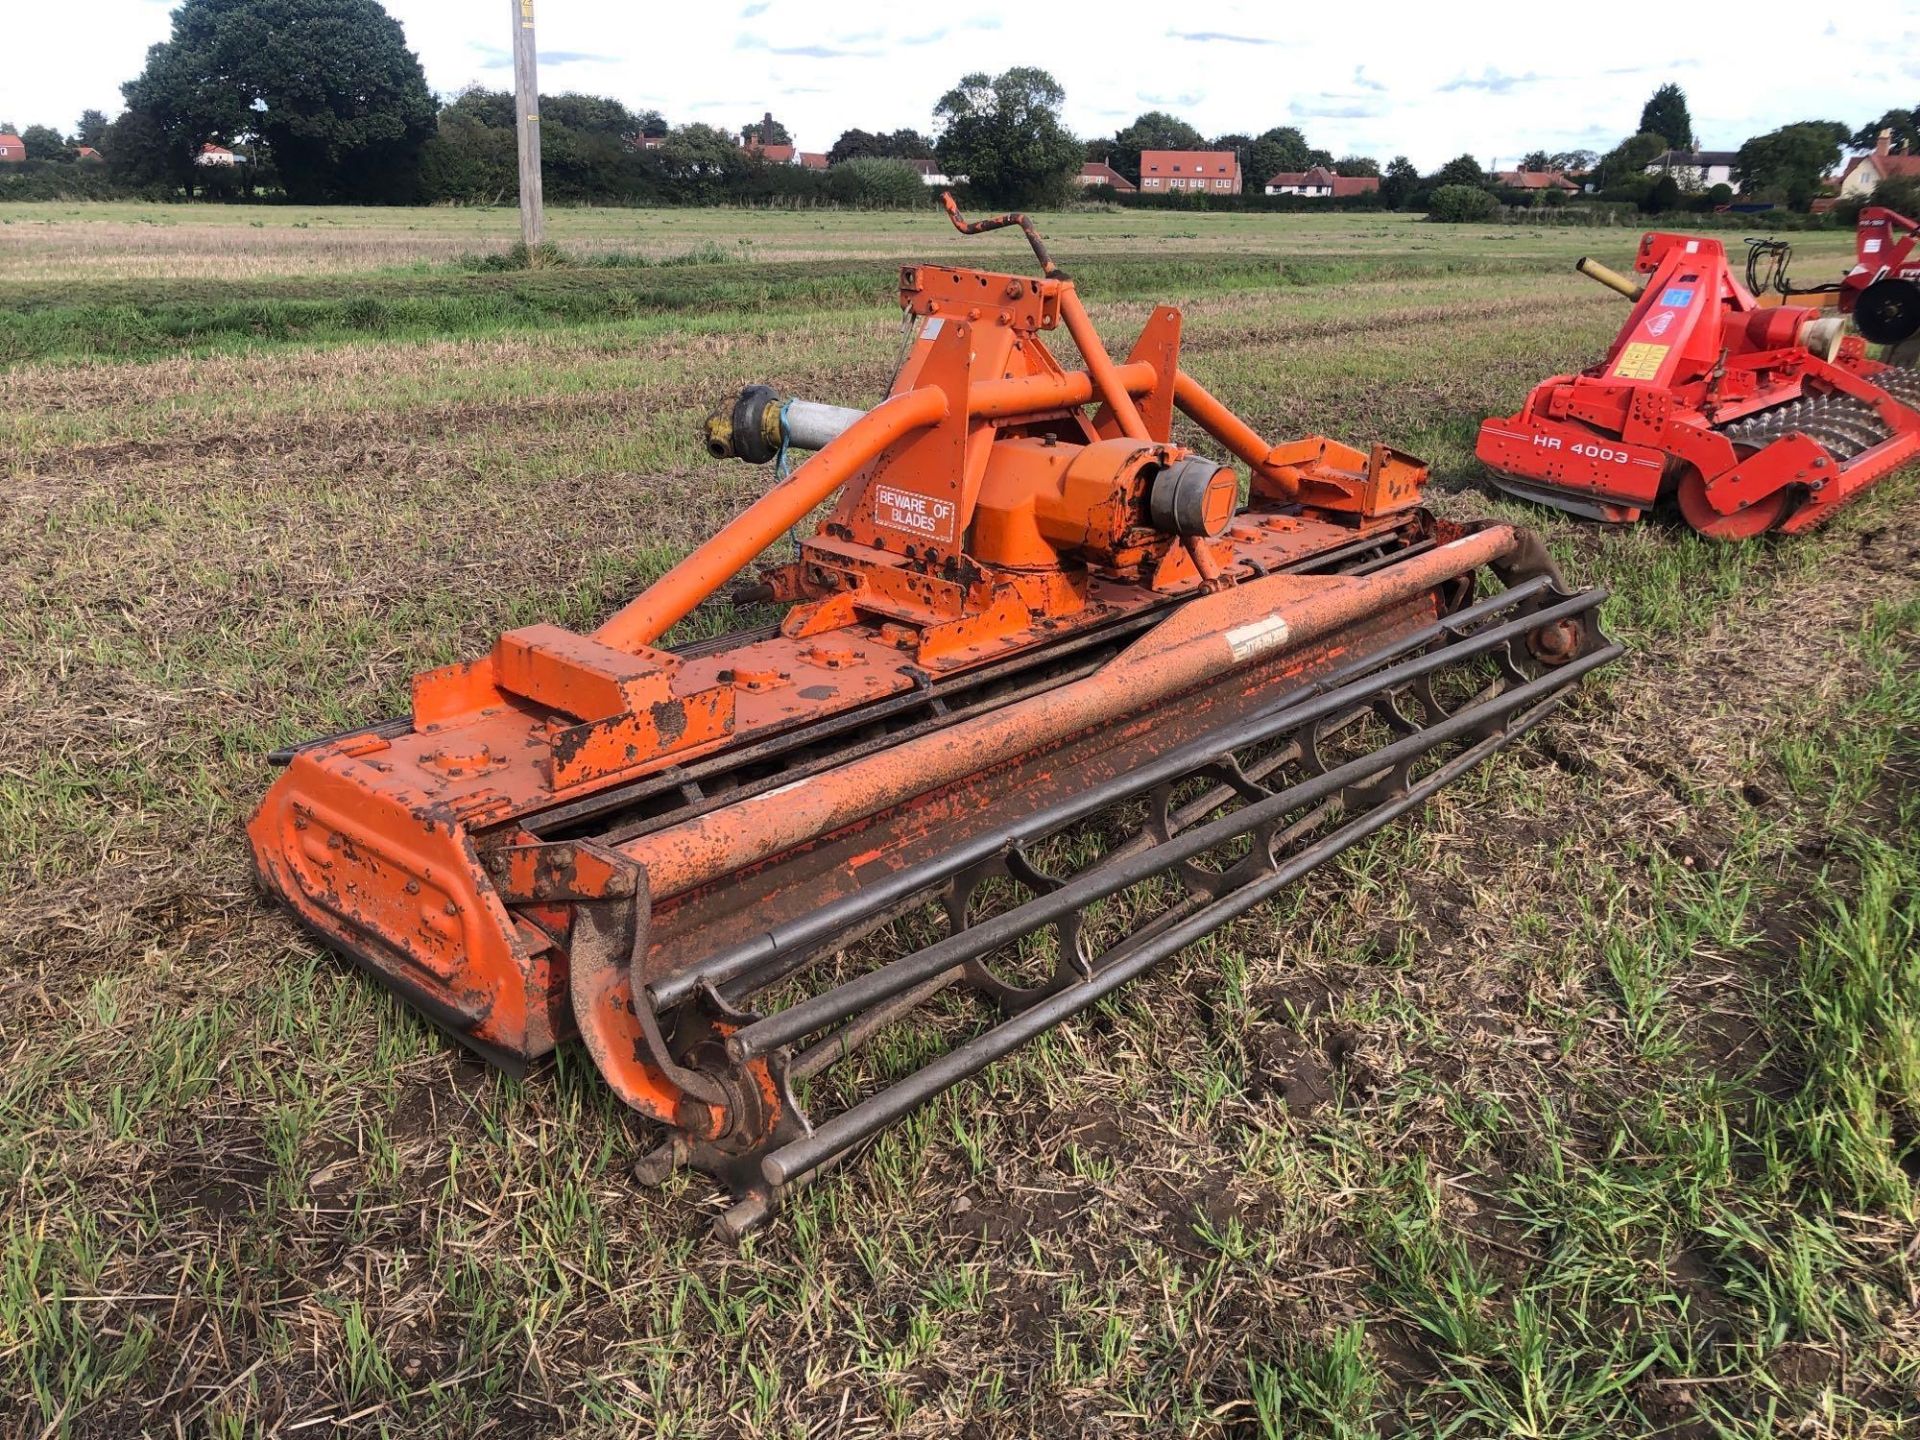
[873,484,957,543]
[1613,342,1670,380]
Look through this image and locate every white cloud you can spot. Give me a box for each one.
[3,0,1915,170]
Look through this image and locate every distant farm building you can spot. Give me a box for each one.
[1077,161,1136,192]
[0,134,23,163]
[1840,130,1920,199]
[1139,150,1241,195]
[196,143,240,166]
[904,157,954,187]
[1644,149,1740,193]
[1264,166,1379,198]
[1493,170,1578,193]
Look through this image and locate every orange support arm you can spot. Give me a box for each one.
[1172,370,1303,501]
[968,363,1157,420]
[1058,285,1151,442]
[595,385,950,652]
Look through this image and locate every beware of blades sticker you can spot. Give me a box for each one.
[1613,342,1669,380]
[873,484,957,543]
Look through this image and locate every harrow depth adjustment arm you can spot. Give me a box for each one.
[941,191,1150,441]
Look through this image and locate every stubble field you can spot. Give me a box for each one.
[1,203,1916,1437]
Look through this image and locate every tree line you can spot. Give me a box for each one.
[5,0,1915,217]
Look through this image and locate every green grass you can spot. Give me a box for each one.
[0,205,1914,1437]
[0,202,1859,367]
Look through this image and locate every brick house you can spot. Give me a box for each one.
[1138,150,1241,196]
[1077,161,1136,192]
[0,134,24,163]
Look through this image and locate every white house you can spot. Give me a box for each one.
[1265,165,1379,199]
[1643,149,1740,194]
[195,143,241,167]
[905,158,955,188]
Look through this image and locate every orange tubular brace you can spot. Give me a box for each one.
[1172,370,1303,501]
[595,385,950,652]
[622,525,1521,901]
[1056,286,1152,442]
[967,363,1157,420]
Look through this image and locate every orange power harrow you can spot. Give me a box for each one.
[250,200,1618,1235]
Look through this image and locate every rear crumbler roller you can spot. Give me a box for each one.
[1872,365,1920,406]
[652,576,1619,1235]
[1718,391,1896,463]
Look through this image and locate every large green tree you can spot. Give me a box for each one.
[121,0,436,201]
[934,67,1083,206]
[1851,107,1918,154]
[20,125,69,160]
[1597,130,1668,187]
[1430,153,1488,189]
[1736,120,1850,208]
[1380,155,1419,208]
[73,109,110,150]
[1638,83,1693,150]
[828,127,933,165]
[1246,126,1329,187]
[1103,110,1205,185]
[1332,155,1379,177]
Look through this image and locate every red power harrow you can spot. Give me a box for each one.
[1477,229,1920,539]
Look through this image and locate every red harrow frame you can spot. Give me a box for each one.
[1478,230,1920,539]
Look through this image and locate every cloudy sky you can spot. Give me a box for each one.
[8,0,1918,169]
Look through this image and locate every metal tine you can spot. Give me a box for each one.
[728,632,1618,1064]
[758,664,1614,1192]
[666,575,1584,1009]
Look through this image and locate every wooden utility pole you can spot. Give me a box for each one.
[512,0,545,248]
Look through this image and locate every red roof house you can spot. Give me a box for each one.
[1494,170,1578,192]
[74,145,105,162]
[797,151,829,171]
[1840,129,1920,199]
[0,134,24,163]
[1265,166,1378,198]
[1139,150,1241,195]
[1077,161,1136,192]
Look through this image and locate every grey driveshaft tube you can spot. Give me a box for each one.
[780,399,868,452]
